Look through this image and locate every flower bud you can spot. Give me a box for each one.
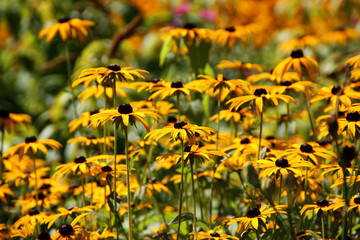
[242,162,259,187]
[261,177,276,199]
[284,173,296,192]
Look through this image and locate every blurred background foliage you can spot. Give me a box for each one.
[1,0,360,151]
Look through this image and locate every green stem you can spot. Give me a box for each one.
[303,93,315,138]
[321,212,325,239]
[257,110,264,160]
[286,103,290,149]
[124,126,133,240]
[195,163,204,222]
[0,127,4,179]
[190,158,197,235]
[177,139,185,240]
[65,42,79,119]
[176,93,181,120]
[113,123,119,240]
[32,154,39,212]
[287,190,296,240]
[304,167,308,204]
[81,178,87,231]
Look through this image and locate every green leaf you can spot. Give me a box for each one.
[169,212,194,225]
[309,230,322,239]
[197,221,209,232]
[187,40,212,76]
[91,211,109,222]
[260,147,268,159]
[130,152,139,171]
[204,63,214,77]
[202,93,210,125]
[107,191,121,213]
[159,37,173,67]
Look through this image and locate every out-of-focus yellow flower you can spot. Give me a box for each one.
[216,60,263,72]
[161,23,214,45]
[0,109,31,134]
[39,17,95,42]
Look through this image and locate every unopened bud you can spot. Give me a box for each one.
[284,173,296,192]
[261,177,276,199]
[242,163,259,187]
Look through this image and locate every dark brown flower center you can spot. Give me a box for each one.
[354,197,360,204]
[300,143,313,153]
[74,156,86,164]
[90,109,99,115]
[152,78,160,83]
[174,121,187,129]
[118,104,133,114]
[107,64,121,71]
[38,232,51,240]
[58,16,70,23]
[346,112,360,122]
[241,138,250,144]
[167,116,177,123]
[280,80,292,86]
[183,23,197,30]
[275,158,289,168]
[331,86,343,95]
[59,224,74,236]
[246,208,261,218]
[290,49,304,58]
[225,26,235,32]
[39,184,52,190]
[38,193,46,200]
[101,166,112,172]
[67,207,74,211]
[29,209,39,216]
[171,81,184,88]
[254,88,267,97]
[184,145,192,152]
[0,109,9,118]
[316,200,329,207]
[87,135,96,140]
[25,136,37,143]
[210,231,221,237]
[342,145,355,161]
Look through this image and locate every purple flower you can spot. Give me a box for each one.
[199,9,216,22]
[173,2,191,15]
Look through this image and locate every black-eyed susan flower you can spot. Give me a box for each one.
[216,60,263,72]
[68,135,114,148]
[310,85,360,112]
[144,179,173,198]
[226,86,296,115]
[273,79,317,96]
[89,103,161,132]
[160,23,214,45]
[148,81,201,101]
[214,25,247,49]
[72,64,148,87]
[280,142,336,166]
[346,54,360,69]
[68,109,102,133]
[257,157,312,179]
[321,26,358,45]
[279,33,320,52]
[11,224,34,239]
[273,49,319,80]
[145,121,215,143]
[39,17,95,42]
[52,217,87,240]
[3,136,62,159]
[90,228,117,240]
[46,206,94,228]
[227,205,285,233]
[89,162,127,185]
[247,71,299,84]
[300,199,335,216]
[349,195,360,213]
[209,106,254,124]
[338,111,360,139]
[54,156,97,179]
[77,83,128,103]
[0,109,31,133]
[191,228,239,239]
[14,209,49,229]
[132,78,166,93]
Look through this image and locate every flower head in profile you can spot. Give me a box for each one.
[0,181,14,203]
[216,60,263,72]
[226,86,296,115]
[3,136,62,159]
[0,109,32,133]
[72,64,148,87]
[300,199,335,216]
[338,111,360,139]
[209,106,254,124]
[161,23,214,45]
[39,17,95,42]
[46,206,94,228]
[68,135,114,148]
[68,109,102,133]
[191,228,239,239]
[145,121,215,144]
[54,156,98,179]
[77,83,128,103]
[273,49,319,80]
[89,103,161,131]
[214,25,247,49]
[14,209,49,229]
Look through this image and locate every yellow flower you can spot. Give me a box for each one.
[161,23,214,45]
[226,87,296,115]
[321,27,358,45]
[52,217,88,240]
[273,49,319,80]
[349,195,360,213]
[54,155,98,179]
[14,209,50,229]
[89,103,161,131]
[346,54,360,69]
[89,162,127,185]
[0,109,31,133]
[39,17,95,42]
[90,228,117,240]
[216,60,263,72]
[46,206,94,228]
[273,79,317,96]
[338,111,360,139]
[300,199,335,216]
[132,78,166,93]
[0,181,14,203]
[77,83,128,103]
[279,33,320,52]
[3,136,62,159]
[72,64,148,87]
[145,121,215,144]
[257,157,312,179]
[191,228,239,239]
[67,135,114,148]
[209,106,254,123]
[247,71,299,84]
[68,109,103,133]
[214,25,247,49]
[11,224,34,239]
[149,81,201,101]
